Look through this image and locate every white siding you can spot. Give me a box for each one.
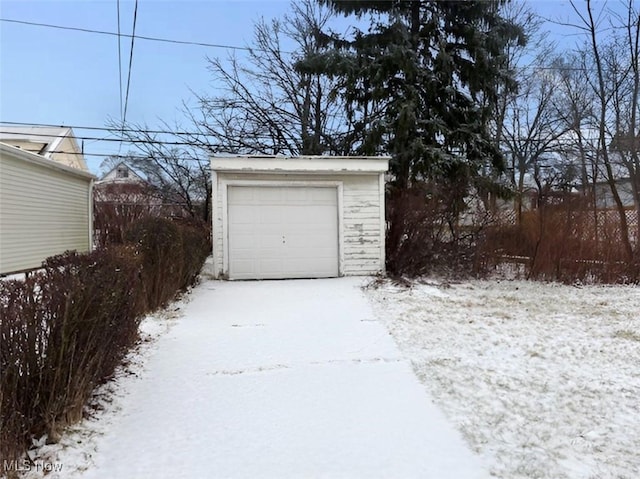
[212,172,385,278]
[0,149,93,274]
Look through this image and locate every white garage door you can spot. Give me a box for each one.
[227,186,339,280]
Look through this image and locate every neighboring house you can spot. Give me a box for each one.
[593,178,636,209]
[211,155,389,280]
[93,162,189,246]
[98,161,146,184]
[590,147,638,210]
[0,142,95,275]
[0,125,88,171]
[94,162,155,205]
[94,162,177,212]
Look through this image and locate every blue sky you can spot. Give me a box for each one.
[0,0,594,173]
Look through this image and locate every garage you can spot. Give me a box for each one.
[211,155,389,280]
[228,186,339,280]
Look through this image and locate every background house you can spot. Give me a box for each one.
[98,161,146,184]
[0,125,88,171]
[93,162,189,246]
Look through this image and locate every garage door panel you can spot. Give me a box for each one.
[285,234,329,248]
[259,234,283,249]
[228,205,256,222]
[230,187,257,202]
[228,186,338,280]
[284,188,311,202]
[310,188,337,202]
[231,258,255,276]
[259,258,283,272]
[258,213,284,226]
[231,235,256,249]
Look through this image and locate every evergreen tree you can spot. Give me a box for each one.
[300,0,525,191]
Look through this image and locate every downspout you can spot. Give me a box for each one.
[88,179,94,251]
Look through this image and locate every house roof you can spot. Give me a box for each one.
[0,125,79,156]
[0,142,95,180]
[97,161,146,183]
[0,125,88,171]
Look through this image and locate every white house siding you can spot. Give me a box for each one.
[213,172,385,278]
[0,144,94,274]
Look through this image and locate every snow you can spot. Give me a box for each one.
[18,278,489,479]
[15,276,639,479]
[366,279,640,479]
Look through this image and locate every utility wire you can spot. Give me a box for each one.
[31,150,208,160]
[0,120,203,135]
[0,128,293,144]
[0,129,208,146]
[0,17,267,52]
[117,0,123,120]
[0,17,620,73]
[122,0,138,124]
[0,128,607,148]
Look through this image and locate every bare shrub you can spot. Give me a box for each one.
[179,223,212,288]
[0,218,211,473]
[125,218,183,312]
[125,217,210,311]
[386,183,490,278]
[93,182,161,248]
[0,248,142,471]
[479,194,639,283]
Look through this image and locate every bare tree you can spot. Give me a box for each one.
[552,52,599,196]
[185,0,359,156]
[107,0,359,224]
[101,129,212,224]
[563,0,638,259]
[491,1,568,222]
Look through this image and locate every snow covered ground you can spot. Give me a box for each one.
[366,279,640,479]
[16,278,489,479]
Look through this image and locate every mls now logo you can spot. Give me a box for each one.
[3,460,63,473]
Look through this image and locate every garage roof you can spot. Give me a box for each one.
[211,155,389,174]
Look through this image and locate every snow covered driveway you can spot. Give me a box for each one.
[66,278,488,478]
[367,279,640,479]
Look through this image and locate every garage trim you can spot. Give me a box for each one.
[216,179,345,279]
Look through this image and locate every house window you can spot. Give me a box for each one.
[116,166,129,178]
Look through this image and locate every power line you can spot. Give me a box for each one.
[116,0,123,120]
[0,120,199,135]
[122,0,138,124]
[43,150,207,161]
[0,121,291,141]
[0,17,266,53]
[0,17,624,74]
[0,17,632,74]
[0,127,291,145]
[0,129,207,146]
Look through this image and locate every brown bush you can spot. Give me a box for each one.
[0,248,142,471]
[386,183,488,277]
[179,224,212,288]
[478,198,639,283]
[93,182,161,248]
[125,217,184,311]
[1,218,211,474]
